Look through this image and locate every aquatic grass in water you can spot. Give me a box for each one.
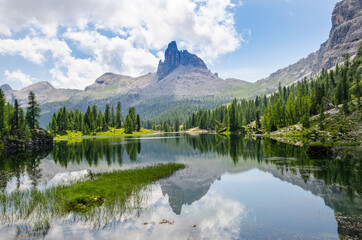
[0,163,185,226]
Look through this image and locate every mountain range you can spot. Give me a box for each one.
[1,0,361,127]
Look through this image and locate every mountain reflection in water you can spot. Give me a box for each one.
[0,134,360,240]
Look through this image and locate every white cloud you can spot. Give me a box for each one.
[0,37,71,65]
[0,0,242,89]
[4,69,36,89]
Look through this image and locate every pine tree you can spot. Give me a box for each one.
[319,102,325,130]
[116,102,123,128]
[229,98,238,132]
[128,107,137,128]
[111,104,115,127]
[25,91,40,129]
[255,110,261,130]
[49,113,58,132]
[124,114,134,134]
[301,112,310,129]
[104,104,112,127]
[136,114,141,131]
[174,119,180,132]
[162,121,170,132]
[0,89,5,133]
[10,99,20,131]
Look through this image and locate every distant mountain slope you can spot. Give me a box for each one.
[3,0,361,127]
[4,41,249,127]
[235,0,362,98]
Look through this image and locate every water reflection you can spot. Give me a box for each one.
[0,134,361,239]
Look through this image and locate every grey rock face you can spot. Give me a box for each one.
[0,84,12,92]
[157,41,207,80]
[261,0,362,89]
[314,0,362,71]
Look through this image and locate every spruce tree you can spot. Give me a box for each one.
[25,91,41,129]
[136,114,141,131]
[128,107,137,127]
[10,99,20,131]
[255,110,261,130]
[116,102,123,128]
[229,98,238,132]
[174,119,180,132]
[0,89,5,133]
[104,104,111,127]
[124,114,133,134]
[319,102,325,130]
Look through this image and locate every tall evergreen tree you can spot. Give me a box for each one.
[116,101,123,128]
[255,110,261,130]
[128,107,137,127]
[229,98,238,132]
[0,89,5,133]
[25,91,41,129]
[174,119,180,132]
[124,114,134,134]
[136,114,141,131]
[10,99,20,131]
[104,104,112,127]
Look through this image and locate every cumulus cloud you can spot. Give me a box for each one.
[41,185,245,240]
[4,69,36,89]
[0,0,242,89]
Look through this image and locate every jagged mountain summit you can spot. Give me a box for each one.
[3,40,249,126]
[157,41,207,80]
[2,0,360,126]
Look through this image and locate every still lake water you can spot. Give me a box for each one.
[0,134,361,240]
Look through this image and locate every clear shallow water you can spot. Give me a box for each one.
[0,134,361,240]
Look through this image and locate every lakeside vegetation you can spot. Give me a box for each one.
[0,163,185,221]
[0,90,52,153]
[48,102,143,135]
[54,128,154,140]
[178,48,362,145]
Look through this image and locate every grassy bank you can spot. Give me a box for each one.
[56,163,185,212]
[265,104,362,146]
[54,128,155,140]
[0,163,185,223]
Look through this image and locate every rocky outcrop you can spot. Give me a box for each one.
[260,0,362,89]
[0,84,12,92]
[314,0,362,71]
[157,41,207,80]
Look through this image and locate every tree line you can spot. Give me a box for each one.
[47,102,142,134]
[183,47,362,133]
[0,90,41,138]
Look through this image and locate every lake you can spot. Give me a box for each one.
[0,134,361,240]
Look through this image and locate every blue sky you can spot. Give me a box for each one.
[0,0,339,89]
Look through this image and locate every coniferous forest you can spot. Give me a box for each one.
[183,48,362,133]
[47,102,142,135]
[0,90,41,136]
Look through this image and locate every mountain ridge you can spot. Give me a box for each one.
[2,0,360,127]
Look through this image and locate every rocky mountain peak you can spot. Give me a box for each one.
[332,0,362,29]
[315,0,362,71]
[157,41,207,80]
[0,84,12,92]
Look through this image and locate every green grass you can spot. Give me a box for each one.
[0,163,185,223]
[55,163,185,212]
[54,128,154,140]
[266,105,362,146]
